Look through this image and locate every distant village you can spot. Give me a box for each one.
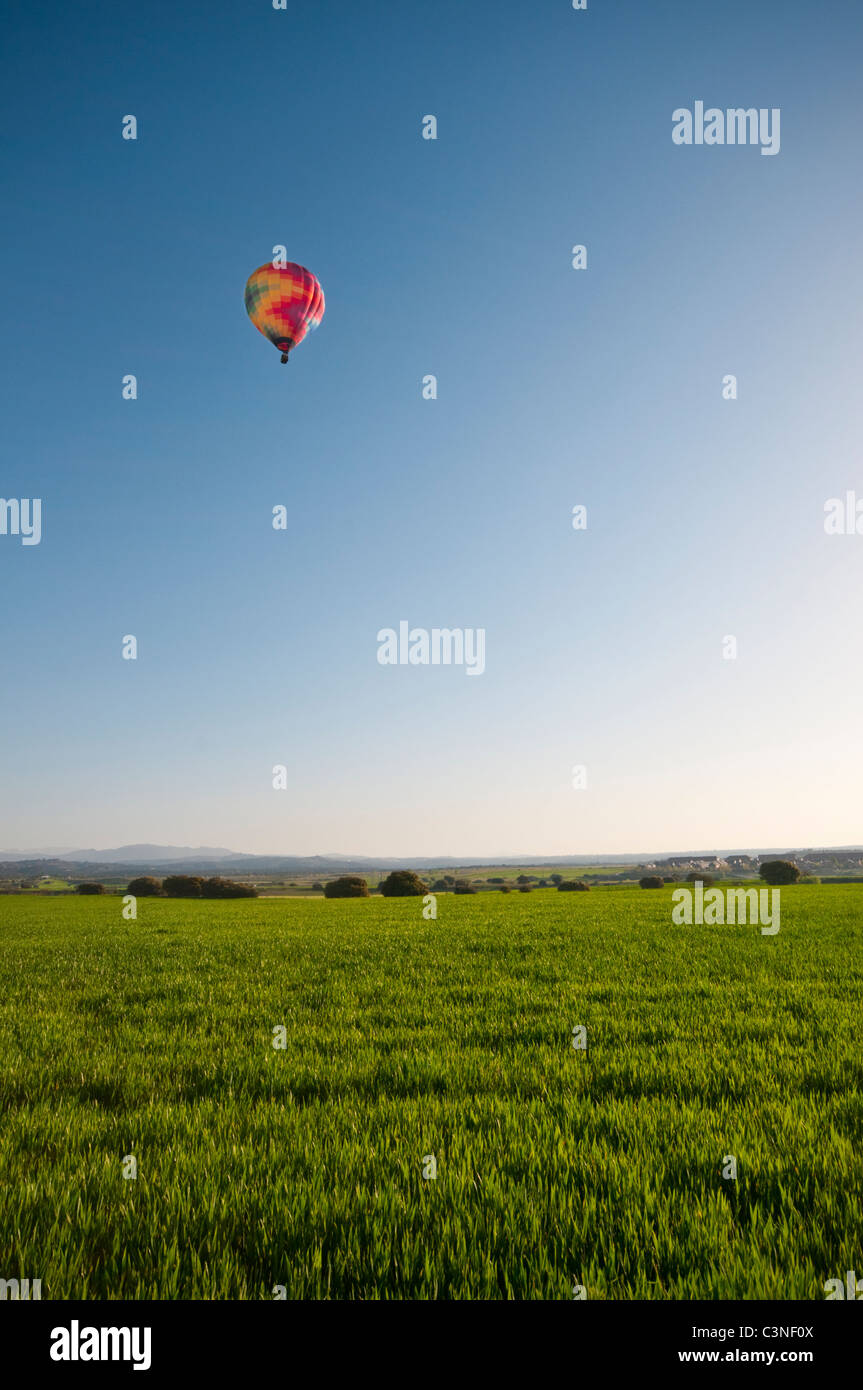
[637,850,863,879]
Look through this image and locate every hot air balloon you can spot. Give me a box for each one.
[244,261,325,364]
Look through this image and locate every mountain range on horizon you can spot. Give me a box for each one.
[0,844,243,863]
[2,842,863,870]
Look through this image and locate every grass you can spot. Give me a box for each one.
[0,886,860,1299]
[5,877,71,893]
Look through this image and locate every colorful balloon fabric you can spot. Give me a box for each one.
[244,262,325,361]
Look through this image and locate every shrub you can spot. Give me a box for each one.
[499,885,511,893]
[558,880,590,892]
[686,872,714,886]
[639,876,664,890]
[324,876,370,899]
[550,873,564,884]
[379,870,428,897]
[162,875,204,898]
[126,876,163,897]
[76,882,106,895]
[518,884,532,893]
[312,882,324,891]
[454,882,477,894]
[488,877,505,884]
[759,859,800,886]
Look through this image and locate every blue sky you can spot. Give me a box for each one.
[2,0,862,856]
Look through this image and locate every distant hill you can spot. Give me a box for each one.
[64,844,246,864]
[0,844,245,864]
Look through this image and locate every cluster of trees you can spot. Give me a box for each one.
[75,876,257,897]
[324,871,433,898]
[127,875,257,898]
[323,871,598,898]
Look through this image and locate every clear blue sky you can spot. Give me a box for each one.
[2,0,862,856]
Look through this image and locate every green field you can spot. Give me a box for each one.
[1,886,860,1299]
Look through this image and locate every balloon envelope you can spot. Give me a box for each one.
[244,262,325,358]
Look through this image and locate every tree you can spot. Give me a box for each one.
[558,880,590,892]
[686,872,714,886]
[488,877,505,885]
[454,881,476,894]
[516,874,531,885]
[200,877,258,898]
[162,875,204,898]
[312,882,324,891]
[76,882,105,895]
[379,870,428,897]
[324,876,369,898]
[518,884,532,893]
[639,876,664,890]
[499,885,511,893]
[550,873,564,885]
[759,859,800,886]
[127,876,163,897]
